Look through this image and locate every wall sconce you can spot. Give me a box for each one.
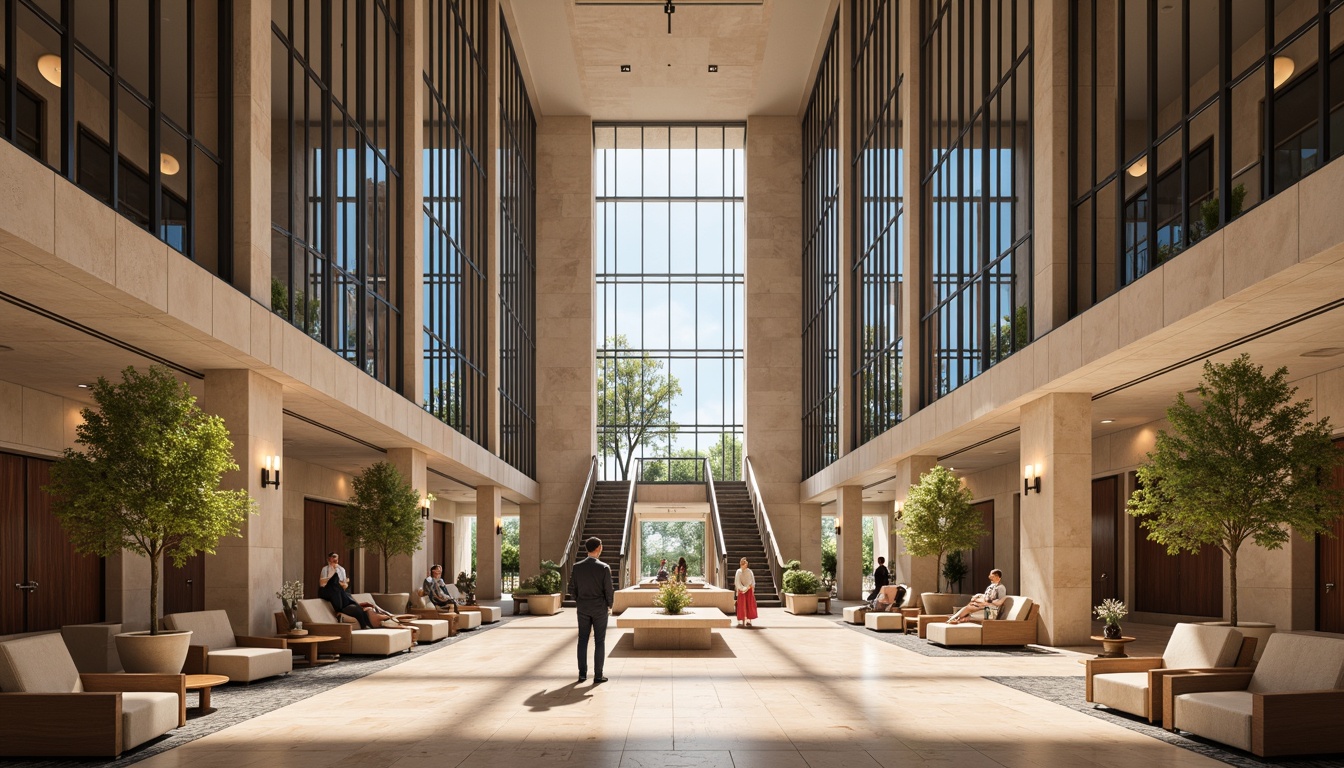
[894,501,904,521]
[495,518,503,536]
[834,517,842,536]
[420,497,431,520]
[1023,464,1042,495]
[261,455,281,489]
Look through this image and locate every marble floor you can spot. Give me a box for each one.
[133,607,1224,768]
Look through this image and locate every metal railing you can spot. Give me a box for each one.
[635,456,708,482]
[704,457,728,588]
[617,474,637,588]
[559,455,599,599]
[743,455,785,599]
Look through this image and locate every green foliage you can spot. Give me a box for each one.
[501,517,520,573]
[46,365,257,634]
[639,520,705,576]
[820,516,875,580]
[598,335,683,479]
[270,278,321,339]
[783,568,821,595]
[338,461,424,591]
[534,559,563,594]
[654,579,693,614]
[783,559,801,572]
[640,433,744,482]
[1198,183,1248,239]
[1128,354,1344,625]
[425,376,461,428]
[941,550,968,592]
[987,305,1030,365]
[820,537,836,579]
[455,571,477,604]
[858,325,903,443]
[1093,598,1128,625]
[898,465,983,591]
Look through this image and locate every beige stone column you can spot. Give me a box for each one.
[892,455,937,596]
[1033,0,1071,335]
[835,486,864,599]
[231,0,271,302]
[387,447,428,594]
[400,0,426,401]
[203,369,283,635]
[799,502,823,575]
[898,0,924,413]
[518,502,541,583]
[105,553,153,632]
[536,116,596,566]
[1020,392,1092,646]
[1233,535,1316,630]
[743,115,803,570]
[476,485,504,599]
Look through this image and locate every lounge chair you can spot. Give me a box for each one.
[351,593,454,641]
[1086,622,1254,723]
[164,610,293,683]
[295,598,414,656]
[924,596,1038,646]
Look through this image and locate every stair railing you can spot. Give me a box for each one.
[744,455,785,599]
[703,458,728,588]
[618,472,637,588]
[560,455,599,599]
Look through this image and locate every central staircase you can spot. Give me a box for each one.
[713,480,780,606]
[572,480,628,595]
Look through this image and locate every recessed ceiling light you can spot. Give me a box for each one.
[1302,347,1344,358]
[1273,56,1295,89]
[620,64,631,73]
[160,153,180,176]
[37,54,61,87]
[707,64,718,73]
[1100,419,1114,424]
[1127,156,1148,177]
[77,383,93,389]
[993,450,1007,455]
[1160,3,1175,12]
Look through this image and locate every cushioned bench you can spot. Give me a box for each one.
[925,596,1038,646]
[296,599,414,656]
[848,584,912,625]
[352,593,453,642]
[164,610,292,682]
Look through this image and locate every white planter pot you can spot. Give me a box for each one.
[527,593,563,615]
[372,593,411,615]
[1198,620,1276,661]
[919,593,976,616]
[784,593,818,615]
[115,630,193,674]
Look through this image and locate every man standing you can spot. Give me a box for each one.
[866,556,890,602]
[570,536,614,683]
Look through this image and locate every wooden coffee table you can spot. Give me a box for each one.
[1090,635,1137,658]
[281,634,342,666]
[185,673,229,713]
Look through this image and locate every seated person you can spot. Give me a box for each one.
[356,601,419,639]
[656,559,669,582]
[421,564,456,609]
[318,552,374,629]
[946,568,1007,624]
[871,583,907,612]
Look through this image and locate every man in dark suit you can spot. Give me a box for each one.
[570,536,614,683]
[866,556,890,602]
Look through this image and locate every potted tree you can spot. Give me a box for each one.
[897,465,985,616]
[336,461,424,614]
[1128,355,1344,656]
[521,560,564,615]
[46,366,257,673]
[782,568,822,614]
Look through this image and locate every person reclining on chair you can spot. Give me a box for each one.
[870,583,907,612]
[946,568,1007,624]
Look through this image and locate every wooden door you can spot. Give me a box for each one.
[26,457,103,630]
[1318,440,1344,632]
[966,500,995,590]
[163,552,205,616]
[0,453,25,635]
[1135,516,1222,616]
[304,499,354,597]
[432,521,448,572]
[1091,476,1119,606]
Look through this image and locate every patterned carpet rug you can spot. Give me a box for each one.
[987,675,1344,767]
[5,613,519,768]
[835,619,1060,657]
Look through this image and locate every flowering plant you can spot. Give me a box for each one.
[1093,598,1128,625]
[275,580,304,609]
[654,580,693,615]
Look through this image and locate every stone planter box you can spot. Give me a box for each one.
[115,629,192,673]
[372,593,410,615]
[526,593,563,615]
[1199,620,1275,661]
[919,593,976,616]
[784,593,818,615]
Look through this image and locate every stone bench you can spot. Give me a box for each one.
[614,607,732,649]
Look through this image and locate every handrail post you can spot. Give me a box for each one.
[559,456,600,600]
[744,456,785,601]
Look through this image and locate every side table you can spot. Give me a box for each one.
[185,673,229,714]
[1090,635,1137,658]
[281,634,342,667]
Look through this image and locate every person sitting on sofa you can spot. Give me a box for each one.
[421,564,456,609]
[946,568,1007,624]
[318,552,375,629]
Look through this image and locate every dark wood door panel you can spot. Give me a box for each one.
[163,552,205,616]
[967,501,995,590]
[0,453,25,635]
[25,456,102,632]
[1092,476,1119,606]
[1318,440,1344,632]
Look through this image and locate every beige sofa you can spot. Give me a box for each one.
[296,599,414,656]
[164,610,292,682]
[924,596,1038,646]
[352,593,454,642]
[1166,633,1344,757]
[0,633,185,757]
[848,584,911,625]
[1086,622,1253,723]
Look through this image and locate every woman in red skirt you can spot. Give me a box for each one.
[734,557,758,627]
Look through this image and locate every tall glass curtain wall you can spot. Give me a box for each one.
[271,0,402,387]
[802,18,841,479]
[852,0,904,447]
[1071,0,1344,315]
[421,0,489,446]
[922,0,1033,400]
[0,0,229,277]
[594,124,746,483]
[499,16,536,479]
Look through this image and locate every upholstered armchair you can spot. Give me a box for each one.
[164,610,292,683]
[351,592,455,641]
[924,596,1038,646]
[1086,622,1254,723]
[0,633,185,757]
[295,598,414,656]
